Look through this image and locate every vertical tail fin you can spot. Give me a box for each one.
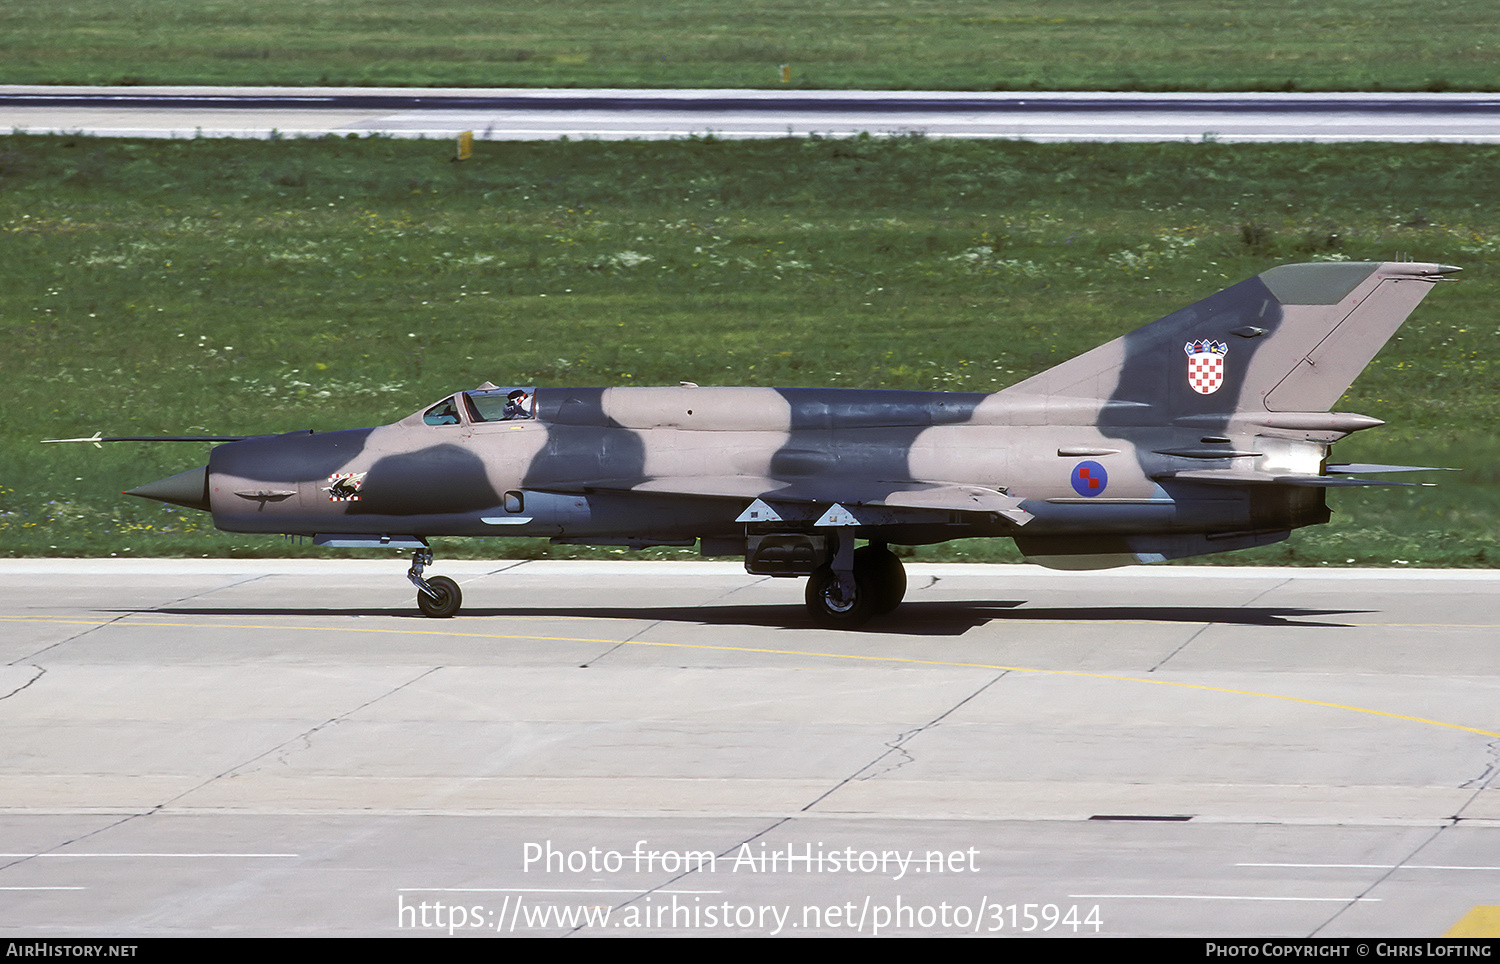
[1002,261,1457,418]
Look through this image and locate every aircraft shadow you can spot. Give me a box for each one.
[117,602,1365,636]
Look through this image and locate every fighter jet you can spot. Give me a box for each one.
[58,260,1457,625]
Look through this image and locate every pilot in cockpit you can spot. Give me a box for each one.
[503,389,534,420]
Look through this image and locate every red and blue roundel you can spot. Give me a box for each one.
[1071,460,1108,497]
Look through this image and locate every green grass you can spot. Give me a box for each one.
[2,1,1499,91]
[2,133,1497,565]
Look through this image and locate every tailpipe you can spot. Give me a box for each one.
[125,465,211,512]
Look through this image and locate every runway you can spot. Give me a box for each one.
[7,86,1500,142]
[2,558,1498,937]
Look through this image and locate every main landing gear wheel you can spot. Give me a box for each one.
[856,544,906,615]
[805,565,873,626]
[804,545,908,627]
[416,575,462,618]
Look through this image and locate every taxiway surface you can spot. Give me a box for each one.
[2,559,1498,937]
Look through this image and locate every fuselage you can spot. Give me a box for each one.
[203,384,1330,563]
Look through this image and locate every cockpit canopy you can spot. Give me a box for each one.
[422,386,536,426]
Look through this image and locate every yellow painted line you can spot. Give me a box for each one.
[1369,623,1500,630]
[1444,906,1500,938]
[986,618,1500,630]
[6,613,1500,740]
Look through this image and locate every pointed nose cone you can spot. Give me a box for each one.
[125,465,211,512]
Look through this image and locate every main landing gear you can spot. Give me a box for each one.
[804,541,906,627]
[409,549,462,618]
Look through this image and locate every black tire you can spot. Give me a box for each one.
[856,545,907,615]
[417,575,462,618]
[805,565,874,626]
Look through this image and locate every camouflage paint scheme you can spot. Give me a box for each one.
[121,261,1457,623]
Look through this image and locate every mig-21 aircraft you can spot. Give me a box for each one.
[53,260,1457,625]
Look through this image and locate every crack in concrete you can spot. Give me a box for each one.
[1149,576,1291,672]
[802,670,1010,810]
[1312,739,1500,937]
[211,665,445,781]
[8,574,270,665]
[859,727,922,782]
[0,664,45,701]
[1459,739,1500,791]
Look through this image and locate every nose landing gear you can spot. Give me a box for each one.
[408,549,462,618]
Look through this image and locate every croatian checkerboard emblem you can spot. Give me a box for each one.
[324,472,366,501]
[1184,339,1228,394]
[1071,460,1108,497]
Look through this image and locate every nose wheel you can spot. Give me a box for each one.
[408,549,462,617]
